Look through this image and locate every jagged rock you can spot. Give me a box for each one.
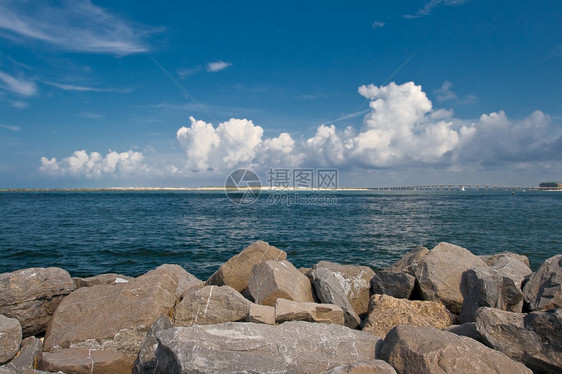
[310,261,375,316]
[444,322,483,342]
[415,242,488,314]
[148,321,382,373]
[308,267,361,328]
[0,368,15,374]
[480,252,531,268]
[363,294,455,337]
[371,271,416,299]
[460,256,532,323]
[4,336,42,373]
[247,304,275,325]
[173,285,251,326]
[475,307,562,373]
[523,254,562,311]
[248,260,314,306]
[73,273,133,288]
[43,266,178,363]
[132,315,172,374]
[0,315,21,364]
[38,347,132,374]
[385,246,429,275]
[0,268,76,337]
[153,264,202,298]
[274,298,344,325]
[525,308,562,348]
[380,325,532,374]
[206,240,286,292]
[325,360,397,374]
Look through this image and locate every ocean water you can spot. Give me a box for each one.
[0,190,560,280]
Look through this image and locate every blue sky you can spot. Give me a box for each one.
[0,0,561,188]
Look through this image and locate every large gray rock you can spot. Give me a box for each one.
[3,336,42,373]
[385,246,429,275]
[274,298,344,325]
[43,266,178,363]
[308,267,361,329]
[248,260,315,306]
[0,315,21,364]
[460,256,532,323]
[325,360,397,374]
[371,271,416,299]
[153,264,203,298]
[173,285,251,326]
[523,254,562,311]
[133,315,172,374]
[475,307,562,373]
[415,242,488,314]
[310,261,375,316]
[444,322,483,342]
[0,268,76,336]
[73,273,133,288]
[380,325,532,374]
[480,252,531,268]
[38,347,132,374]
[148,321,382,373]
[206,240,286,292]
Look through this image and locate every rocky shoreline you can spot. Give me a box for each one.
[0,241,560,373]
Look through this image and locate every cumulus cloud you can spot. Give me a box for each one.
[0,70,37,96]
[206,61,232,72]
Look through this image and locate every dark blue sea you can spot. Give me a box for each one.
[0,190,561,280]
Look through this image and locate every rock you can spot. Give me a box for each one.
[371,271,416,299]
[298,267,311,275]
[308,267,361,329]
[524,308,562,348]
[274,298,344,325]
[415,242,488,314]
[4,336,42,373]
[380,325,532,374]
[247,303,275,325]
[363,294,455,337]
[206,240,286,292]
[444,322,483,342]
[43,266,178,362]
[0,315,21,364]
[248,260,315,306]
[148,321,382,373]
[73,273,134,288]
[475,307,562,373]
[132,315,172,374]
[523,254,562,311]
[385,246,429,275]
[325,360,397,374]
[0,268,76,337]
[173,285,251,326]
[0,368,15,374]
[38,347,132,374]
[480,252,531,268]
[310,261,375,316]
[153,264,203,298]
[460,256,532,323]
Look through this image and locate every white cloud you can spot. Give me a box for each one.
[0,124,20,131]
[10,100,28,109]
[372,21,385,29]
[404,0,468,19]
[43,81,130,93]
[0,70,37,96]
[206,61,232,73]
[0,0,154,55]
[177,66,202,78]
[435,81,456,102]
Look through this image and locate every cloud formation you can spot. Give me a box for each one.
[206,61,232,72]
[404,0,468,19]
[0,70,37,96]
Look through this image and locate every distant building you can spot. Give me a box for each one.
[540,182,562,189]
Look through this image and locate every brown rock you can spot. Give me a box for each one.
[480,252,531,268]
[73,273,133,288]
[153,264,203,298]
[274,298,344,325]
[0,267,76,336]
[385,246,429,275]
[38,348,132,374]
[3,336,42,373]
[325,360,397,374]
[248,260,314,306]
[206,240,286,292]
[0,315,21,364]
[363,294,455,337]
[247,303,275,325]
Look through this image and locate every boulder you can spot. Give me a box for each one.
[325,360,397,374]
[385,246,429,275]
[153,264,203,298]
[3,336,42,373]
[363,294,455,337]
[38,347,132,374]
[206,240,286,292]
[274,298,344,325]
[308,267,361,328]
[380,325,532,374]
[133,315,172,374]
[0,368,15,374]
[73,273,133,288]
[460,257,532,323]
[148,321,382,373]
[523,254,562,311]
[0,267,76,336]
[310,261,375,316]
[475,307,562,373]
[444,322,483,342]
[371,271,416,299]
[247,303,275,325]
[43,266,178,362]
[248,260,314,306]
[480,252,531,268]
[415,242,488,314]
[0,315,21,364]
[173,285,251,326]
